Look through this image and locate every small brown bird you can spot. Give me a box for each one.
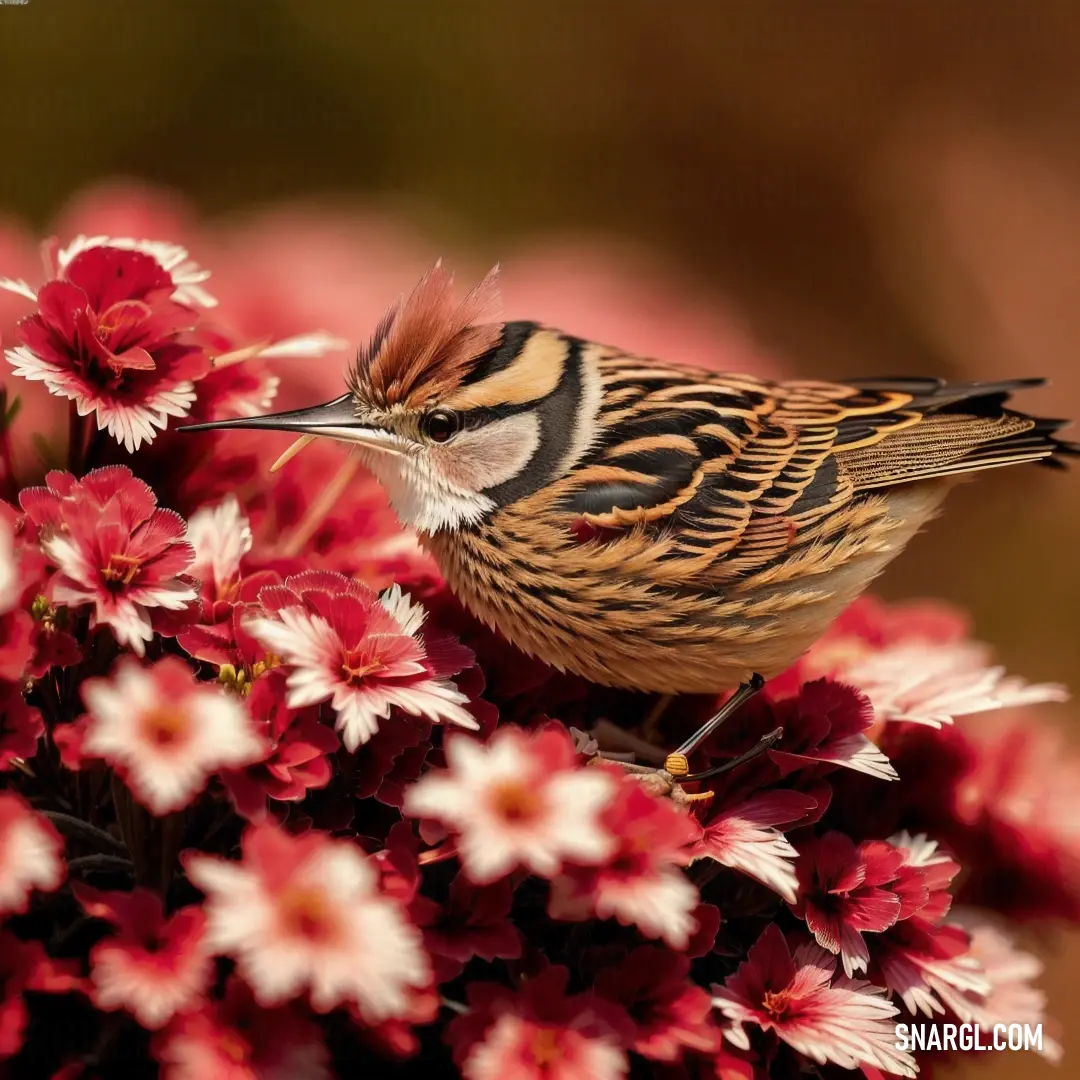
[182,265,1077,706]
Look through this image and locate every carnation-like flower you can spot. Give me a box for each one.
[184,820,431,1019]
[768,679,898,780]
[594,946,722,1061]
[548,781,702,948]
[421,872,524,983]
[184,495,252,605]
[692,790,817,904]
[447,966,631,1080]
[219,669,339,821]
[404,725,618,885]
[845,640,1068,728]
[0,792,65,915]
[790,832,905,977]
[152,977,332,1080]
[4,243,208,451]
[76,884,212,1030]
[711,923,917,1077]
[245,570,478,750]
[80,655,265,815]
[20,467,198,656]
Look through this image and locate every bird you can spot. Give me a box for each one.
[180,264,1077,730]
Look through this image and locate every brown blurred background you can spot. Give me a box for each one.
[1,2,1077,1074]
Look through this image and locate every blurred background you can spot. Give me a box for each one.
[0,3,1077,1074]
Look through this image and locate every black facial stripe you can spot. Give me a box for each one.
[481,336,584,508]
[458,321,540,387]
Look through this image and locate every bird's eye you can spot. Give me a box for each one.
[422,409,461,443]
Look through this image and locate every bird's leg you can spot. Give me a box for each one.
[681,726,783,782]
[664,673,766,776]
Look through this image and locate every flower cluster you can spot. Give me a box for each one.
[0,213,1074,1078]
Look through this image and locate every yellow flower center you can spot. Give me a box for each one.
[102,553,142,587]
[762,989,791,1018]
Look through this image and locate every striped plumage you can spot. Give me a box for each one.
[182,266,1077,694]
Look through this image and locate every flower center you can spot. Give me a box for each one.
[102,553,142,588]
[489,780,542,823]
[340,650,383,686]
[529,1027,563,1068]
[219,1031,250,1064]
[279,883,338,943]
[762,989,791,1018]
[139,707,189,747]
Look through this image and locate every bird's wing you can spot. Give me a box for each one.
[557,358,1075,583]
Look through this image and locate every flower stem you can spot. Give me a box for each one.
[39,811,129,855]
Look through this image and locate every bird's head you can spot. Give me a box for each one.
[181,264,602,534]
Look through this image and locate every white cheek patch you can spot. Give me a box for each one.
[433,413,541,493]
[354,445,495,535]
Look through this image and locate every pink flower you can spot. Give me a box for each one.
[80,656,265,815]
[75,884,212,1030]
[711,923,917,1077]
[691,790,818,904]
[184,820,431,1019]
[594,946,722,1062]
[844,639,1068,728]
[404,725,617,885]
[548,782,702,949]
[4,243,208,451]
[0,932,82,1061]
[219,669,339,822]
[447,966,631,1080]
[0,792,64,915]
[245,570,478,750]
[184,495,252,606]
[790,832,905,977]
[20,467,198,656]
[152,977,332,1080]
[938,912,1062,1062]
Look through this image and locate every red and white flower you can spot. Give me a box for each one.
[790,832,905,977]
[447,966,631,1080]
[80,656,265,815]
[0,792,65,915]
[152,977,332,1080]
[711,923,917,1077]
[185,495,252,605]
[692,790,817,904]
[548,781,701,949]
[184,821,431,1019]
[219,669,340,822]
[245,570,478,750]
[404,725,617,884]
[76,884,212,1030]
[594,946,722,1061]
[844,639,1068,728]
[5,244,208,451]
[21,467,198,656]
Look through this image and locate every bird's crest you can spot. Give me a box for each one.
[347,262,503,410]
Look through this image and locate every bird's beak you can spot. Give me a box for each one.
[178,393,403,471]
[179,394,401,454]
